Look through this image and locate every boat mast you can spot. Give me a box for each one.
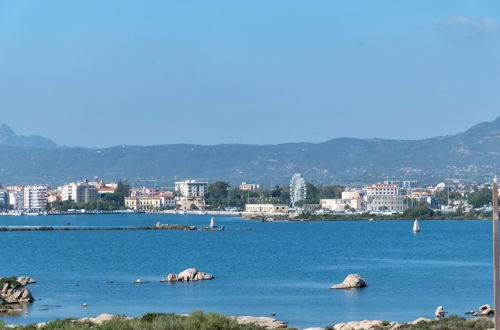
[493,176,499,330]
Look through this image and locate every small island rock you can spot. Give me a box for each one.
[330,274,367,290]
[161,268,214,282]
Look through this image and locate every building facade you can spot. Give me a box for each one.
[61,181,98,203]
[245,204,289,214]
[239,183,260,191]
[23,185,49,211]
[175,180,207,197]
[0,188,8,209]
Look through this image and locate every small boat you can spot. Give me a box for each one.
[413,219,420,233]
[209,217,217,228]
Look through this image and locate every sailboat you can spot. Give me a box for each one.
[413,219,420,233]
[209,217,217,228]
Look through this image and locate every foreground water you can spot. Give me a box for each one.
[0,214,494,328]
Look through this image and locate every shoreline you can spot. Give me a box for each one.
[1,311,493,330]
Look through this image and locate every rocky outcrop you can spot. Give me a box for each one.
[330,274,367,290]
[331,320,400,330]
[408,317,432,325]
[16,277,36,286]
[479,304,494,316]
[1,282,34,303]
[161,268,214,282]
[435,306,446,318]
[233,316,287,329]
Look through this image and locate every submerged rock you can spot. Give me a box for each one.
[161,268,214,282]
[330,274,367,290]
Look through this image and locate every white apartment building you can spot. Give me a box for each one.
[175,180,207,197]
[61,181,98,203]
[8,188,24,210]
[364,183,400,196]
[245,204,289,214]
[239,182,260,191]
[23,185,49,211]
[363,182,408,213]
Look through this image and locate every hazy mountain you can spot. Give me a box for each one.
[0,118,499,187]
[0,124,57,149]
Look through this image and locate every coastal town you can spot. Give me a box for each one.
[0,174,496,218]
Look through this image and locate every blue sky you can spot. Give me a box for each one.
[0,1,499,147]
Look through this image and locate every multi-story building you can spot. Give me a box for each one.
[245,204,289,214]
[364,183,400,196]
[175,180,207,197]
[239,182,260,191]
[125,193,177,211]
[0,188,8,209]
[7,187,24,210]
[61,180,98,203]
[23,185,49,211]
[125,196,163,211]
[363,182,408,213]
[321,197,365,212]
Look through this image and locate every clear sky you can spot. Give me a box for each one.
[0,1,499,147]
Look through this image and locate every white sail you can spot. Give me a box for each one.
[209,217,217,228]
[413,219,420,233]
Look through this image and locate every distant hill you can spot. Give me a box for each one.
[0,124,57,149]
[0,118,499,187]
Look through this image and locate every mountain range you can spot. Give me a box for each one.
[0,118,499,187]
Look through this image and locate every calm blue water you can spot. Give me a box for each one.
[0,214,494,329]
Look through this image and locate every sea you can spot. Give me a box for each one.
[0,214,494,329]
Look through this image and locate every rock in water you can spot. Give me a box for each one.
[0,284,34,303]
[330,274,367,289]
[15,277,36,286]
[177,268,198,281]
[162,268,214,282]
[479,304,494,316]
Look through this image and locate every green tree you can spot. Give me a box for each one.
[468,187,493,208]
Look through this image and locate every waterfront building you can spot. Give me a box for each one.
[61,180,99,203]
[23,185,49,211]
[239,182,260,191]
[363,182,408,213]
[321,197,365,212]
[177,196,205,210]
[245,204,289,214]
[7,187,24,210]
[365,195,406,213]
[175,180,207,197]
[364,182,400,196]
[0,188,8,209]
[130,187,159,196]
[125,193,177,211]
[125,196,162,211]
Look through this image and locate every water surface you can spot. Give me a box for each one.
[0,214,493,328]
